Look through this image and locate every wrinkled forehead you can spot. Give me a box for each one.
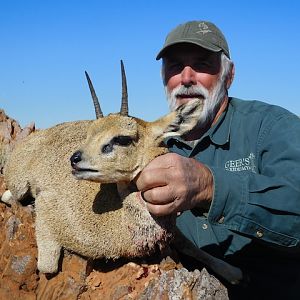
[87,114,138,137]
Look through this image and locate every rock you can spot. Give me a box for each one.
[0,203,39,300]
[139,267,228,300]
[0,109,35,174]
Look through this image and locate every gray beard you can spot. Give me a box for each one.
[165,78,227,130]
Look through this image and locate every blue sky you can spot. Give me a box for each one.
[1,0,299,128]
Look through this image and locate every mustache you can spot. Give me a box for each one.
[172,85,209,99]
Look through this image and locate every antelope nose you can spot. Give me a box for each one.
[70,151,82,167]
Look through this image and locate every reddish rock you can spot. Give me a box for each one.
[0,109,35,174]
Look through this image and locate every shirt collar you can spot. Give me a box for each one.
[207,98,233,145]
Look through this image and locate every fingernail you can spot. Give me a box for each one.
[137,191,142,200]
[136,191,147,206]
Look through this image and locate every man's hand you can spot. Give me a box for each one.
[135,153,214,216]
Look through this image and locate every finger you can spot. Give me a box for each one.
[146,201,177,217]
[136,153,182,190]
[136,168,170,191]
[142,153,176,171]
[142,185,173,205]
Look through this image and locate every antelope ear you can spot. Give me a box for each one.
[150,99,204,140]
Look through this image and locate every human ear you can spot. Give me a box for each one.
[226,63,235,89]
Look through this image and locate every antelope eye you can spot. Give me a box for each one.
[102,143,113,154]
[101,136,133,154]
[113,135,133,146]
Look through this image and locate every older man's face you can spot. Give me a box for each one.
[163,43,222,108]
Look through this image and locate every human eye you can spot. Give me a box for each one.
[168,62,182,71]
[164,58,182,70]
[194,61,211,69]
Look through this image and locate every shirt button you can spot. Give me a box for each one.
[256,230,264,238]
[218,216,225,224]
[202,223,208,230]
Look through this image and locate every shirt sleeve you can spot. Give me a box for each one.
[207,112,300,250]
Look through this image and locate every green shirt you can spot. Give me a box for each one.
[167,97,300,299]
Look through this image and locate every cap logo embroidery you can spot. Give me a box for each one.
[196,22,212,35]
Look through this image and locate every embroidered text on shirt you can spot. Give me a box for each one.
[224,153,256,173]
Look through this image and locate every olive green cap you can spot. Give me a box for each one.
[156,20,230,60]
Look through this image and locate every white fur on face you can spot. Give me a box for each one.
[165,54,231,129]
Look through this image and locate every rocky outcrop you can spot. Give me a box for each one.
[0,109,35,193]
[0,110,229,299]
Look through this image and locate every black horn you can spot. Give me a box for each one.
[120,60,128,116]
[85,71,103,119]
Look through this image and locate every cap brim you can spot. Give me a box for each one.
[156,39,222,60]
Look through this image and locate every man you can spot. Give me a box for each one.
[136,21,300,299]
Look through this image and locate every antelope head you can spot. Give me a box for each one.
[71,61,204,183]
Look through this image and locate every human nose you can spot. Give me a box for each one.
[181,66,197,87]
